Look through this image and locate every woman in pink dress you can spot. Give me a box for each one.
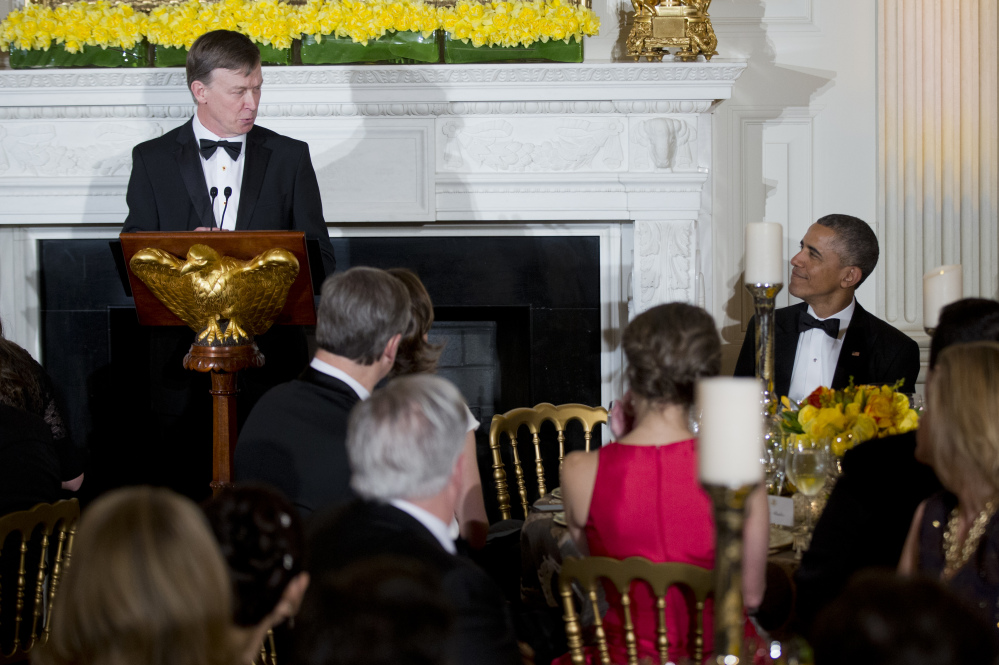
[559,303,768,664]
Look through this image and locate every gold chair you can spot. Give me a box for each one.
[255,629,277,665]
[0,499,80,665]
[488,402,607,520]
[559,556,713,665]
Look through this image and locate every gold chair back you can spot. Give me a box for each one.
[0,499,80,665]
[488,402,607,520]
[559,556,713,665]
[255,629,277,665]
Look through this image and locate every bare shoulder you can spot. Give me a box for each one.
[561,449,600,481]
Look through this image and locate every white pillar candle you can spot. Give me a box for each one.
[923,264,962,331]
[697,377,765,488]
[744,222,784,285]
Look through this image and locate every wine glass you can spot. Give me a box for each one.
[761,417,786,495]
[785,436,831,556]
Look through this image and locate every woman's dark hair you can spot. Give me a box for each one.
[0,328,44,413]
[623,302,721,408]
[388,268,444,377]
[294,556,452,665]
[202,485,305,627]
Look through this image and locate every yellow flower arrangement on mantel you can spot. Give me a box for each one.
[1,0,146,53]
[144,0,300,49]
[295,0,441,46]
[443,0,598,49]
[1,0,600,66]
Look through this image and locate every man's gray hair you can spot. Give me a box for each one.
[348,375,468,501]
[815,214,879,287]
[315,267,411,364]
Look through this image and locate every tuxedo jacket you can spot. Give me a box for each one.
[235,367,358,518]
[308,500,522,665]
[793,430,941,636]
[122,119,336,276]
[734,301,920,398]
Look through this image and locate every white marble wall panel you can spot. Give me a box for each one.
[266,118,435,222]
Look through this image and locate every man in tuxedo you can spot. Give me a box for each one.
[308,374,522,665]
[121,29,335,276]
[735,214,919,400]
[793,298,999,637]
[116,31,335,499]
[235,267,410,518]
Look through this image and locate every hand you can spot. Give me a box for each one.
[609,390,636,439]
[193,227,228,231]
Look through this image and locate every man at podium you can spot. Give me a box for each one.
[121,29,336,277]
[117,29,335,499]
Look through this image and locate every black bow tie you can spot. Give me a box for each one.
[799,312,840,338]
[199,138,242,160]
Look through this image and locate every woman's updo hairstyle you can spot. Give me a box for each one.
[623,302,721,408]
[202,484,306,627]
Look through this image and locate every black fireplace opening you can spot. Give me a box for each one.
[39,234,602,517]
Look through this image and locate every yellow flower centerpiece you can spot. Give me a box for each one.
[780,381,920,457]
[1,0,149,68]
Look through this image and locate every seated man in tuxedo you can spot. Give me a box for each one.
[735,214,919,400]
[235,267,410,518]
[793,298,999,637]
[308,374,522,665]
[121,29,335,275]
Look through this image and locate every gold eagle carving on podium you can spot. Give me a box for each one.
[129,244,300,346]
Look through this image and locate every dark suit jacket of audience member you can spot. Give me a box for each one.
[793,430,942,636]
[734,301,921,398]
[122,118,336,276]
[0,404,62,516]
[235,367,359,519]
[308,500,522,665]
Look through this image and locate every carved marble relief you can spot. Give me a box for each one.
[439,117,625,172]
[635,219,696,312]
[629,116,697,171]
[0,122,163,177]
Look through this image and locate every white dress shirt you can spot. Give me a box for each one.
[192,113,245,230]
[787,299,856,403]
[390,499,458,554]
[309,356,370,400]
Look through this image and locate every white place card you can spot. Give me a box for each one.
[768,495,794,527]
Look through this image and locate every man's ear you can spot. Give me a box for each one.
[382,333,402,366]
[191,80,207,104]
[447,451,467,496]
[840,265,862,290]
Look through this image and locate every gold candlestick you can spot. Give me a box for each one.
[745,282,783,415]
[705,483,753,664]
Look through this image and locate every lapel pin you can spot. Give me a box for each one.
[852,351,861,356]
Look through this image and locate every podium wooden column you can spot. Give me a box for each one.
[119,231,317,496]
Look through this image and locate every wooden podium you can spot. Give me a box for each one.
[119,231,317,495]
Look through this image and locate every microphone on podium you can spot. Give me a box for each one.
[220,186,233,228]
[209,187,219,228]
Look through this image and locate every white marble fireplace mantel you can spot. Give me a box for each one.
[0,60,745,403]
